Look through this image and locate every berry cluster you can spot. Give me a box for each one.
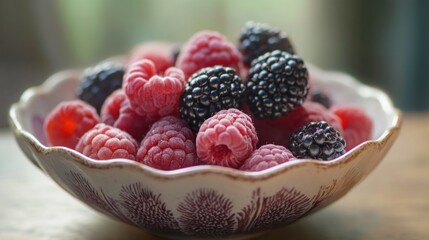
[44,21,373,171]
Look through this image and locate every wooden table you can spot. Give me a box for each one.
[1,113,428,240]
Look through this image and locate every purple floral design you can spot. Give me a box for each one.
[65,171,131,223]
[63,168,363,236]
[236,187,312,233]
[177,189,235,236]
[118,183,180,233]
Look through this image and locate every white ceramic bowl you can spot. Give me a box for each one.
[9,66,401,239]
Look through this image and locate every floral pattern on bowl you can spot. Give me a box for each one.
[9,66,401,239]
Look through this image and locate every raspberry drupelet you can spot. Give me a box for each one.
[123,59,186,120]
[176,31,242,79]
[76,123,138,161]
[137,116,198,170]
[241,144,297,171]
[196,108,258,169]
[101,90,152,142]
[128,41,177,74]
[331,105,373,151]
[44,100,99,149]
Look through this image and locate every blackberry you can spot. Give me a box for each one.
[76,62,125,113]
[289,121,346,161]
[246,50,309,119]
[179,66,246,132]
[239,21,295,67]
[311,88,332,109]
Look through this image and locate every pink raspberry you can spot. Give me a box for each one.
[331,105,373,151]
[128,41,176,74]
[137,116,198,170]
[176,31,242,79]
[196,108,258,169]
[241,144,297,171]
[101,90,152,142]
[44,100,99,149]
[253,101,343,147]
[76,123,138,160]
[123,59,186,120]
[100,90,126,126]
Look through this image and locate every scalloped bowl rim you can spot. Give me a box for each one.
[9,66,402,180]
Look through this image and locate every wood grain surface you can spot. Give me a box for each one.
[1,113,428,240]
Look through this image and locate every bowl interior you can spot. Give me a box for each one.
[12,66,397,148]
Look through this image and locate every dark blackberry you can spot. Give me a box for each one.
[311,88,332,109]
[76,62,125,113]
[179,66,246,132]
[239,21,295,67]
[246,50,309,119]
[289,121,346,161]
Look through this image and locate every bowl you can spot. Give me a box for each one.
[9,65,401,239]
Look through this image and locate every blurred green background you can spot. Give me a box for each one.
[1,0,428,127]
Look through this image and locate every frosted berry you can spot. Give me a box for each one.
[331,105,373,151]
[239,21,295,66]
[101,90,152,142]
[176,31,242,79]
[128,41,176,73]
[137,116,198,170]
[76,62,125,113]
[289,121,346,161]
[246,50,309,119]
[196,108,258,168]
[123,59,186,120]
[76,123,138,160]
[44,100,99,149]
[241,144,297,171]
[179,66,246,132]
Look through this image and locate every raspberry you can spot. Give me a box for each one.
[101,90,152,142]
[100,90,126,126]
[76,62,125,113]
[253,101,343,147]
[196,109,258,169]
[76,123,138,160]
[246,50,309,119]
[331,105,373,151]
[137,116,198,170]
[44,100,99,149]
[176,31,242,79]
[239,21,295,67]
[128,42,176,73]
[289,121,346,161]
[123,59,186,120]
[240,144,297,171]
[179,66,246,132]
